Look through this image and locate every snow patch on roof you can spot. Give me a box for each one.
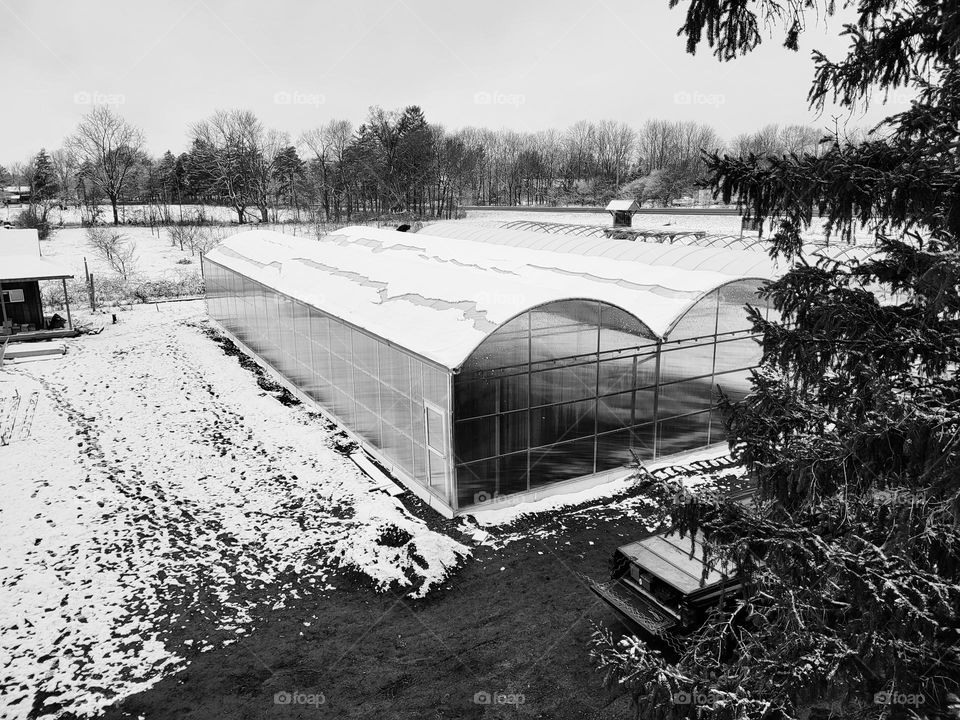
[207,225,772,369]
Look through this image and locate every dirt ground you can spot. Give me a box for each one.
[103,510,649,720]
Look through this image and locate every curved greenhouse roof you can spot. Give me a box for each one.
[493,219,882,265]
[419,222,779,276]
[206,225,775,370]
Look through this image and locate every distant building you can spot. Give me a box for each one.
[2,186,30,205]
[605,199,640,227]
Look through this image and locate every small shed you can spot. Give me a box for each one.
[0,229,76,341]
[606,198,641,228]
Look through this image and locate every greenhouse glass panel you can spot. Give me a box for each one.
[456,459,496,507]
[717,281,764,333]
[454,416,497,463]
[600,304,656,351]
[714,336,762,374]
[657,411,711,456]
[669,291,718,340]
[530,398,597,447]
[530,362,597,406]
[461,313,529,373]
[498,452,528,495]
[453,376,495,419]
[597,354,636,395]
[530,302,599,362]
[595,391,634,433]
[529,436,595,488]
[499,410,528,455]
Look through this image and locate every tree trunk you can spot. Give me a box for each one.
[110,196,120,225]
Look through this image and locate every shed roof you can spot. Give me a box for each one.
[0,256,74,281]
[206,225,775,369]
[0,229,73,281]
[0,229,41,256]
[606,199,640,212]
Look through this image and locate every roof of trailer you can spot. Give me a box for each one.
[205,225,774,369]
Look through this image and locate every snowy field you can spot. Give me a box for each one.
[1,202,870,246]
[39,226,202,283]
[0,203,309,227]
[0,302,467,719]
[35,225,314,287]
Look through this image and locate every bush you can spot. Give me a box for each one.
[86,227,139,280]
[40,270,204,311]
[15,207,53,240]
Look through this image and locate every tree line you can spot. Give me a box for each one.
[1,105,832,228]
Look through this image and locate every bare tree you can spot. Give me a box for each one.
[66,106,145,225]
[191,110,282,224]
[50,149,76,208]
[300,120,354,220]
[86,227,139,280]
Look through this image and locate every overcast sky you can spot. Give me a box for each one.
[0,0,899,163]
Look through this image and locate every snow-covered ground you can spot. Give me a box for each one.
[0,203,308,227]
[0,301,467,719]
[39,226,202,282]
[36,225,312,284]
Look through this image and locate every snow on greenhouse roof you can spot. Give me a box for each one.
[419,222,780,276]
[206,225,774,369]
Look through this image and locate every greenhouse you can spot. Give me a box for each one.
[202,224,777,517]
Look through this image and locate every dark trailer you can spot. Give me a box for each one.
[589,529,743,636]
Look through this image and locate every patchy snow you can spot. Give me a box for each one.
[468,443,737,528]
[0,301,467,719]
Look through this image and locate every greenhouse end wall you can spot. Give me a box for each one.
[452,290,765,510]
[203,257,456,511]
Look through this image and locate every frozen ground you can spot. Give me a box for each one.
[0,301,467,719]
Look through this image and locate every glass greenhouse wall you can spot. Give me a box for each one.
[203,258,456,507]
[452,282,767,508]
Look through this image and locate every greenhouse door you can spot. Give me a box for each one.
[424,401,448,497]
